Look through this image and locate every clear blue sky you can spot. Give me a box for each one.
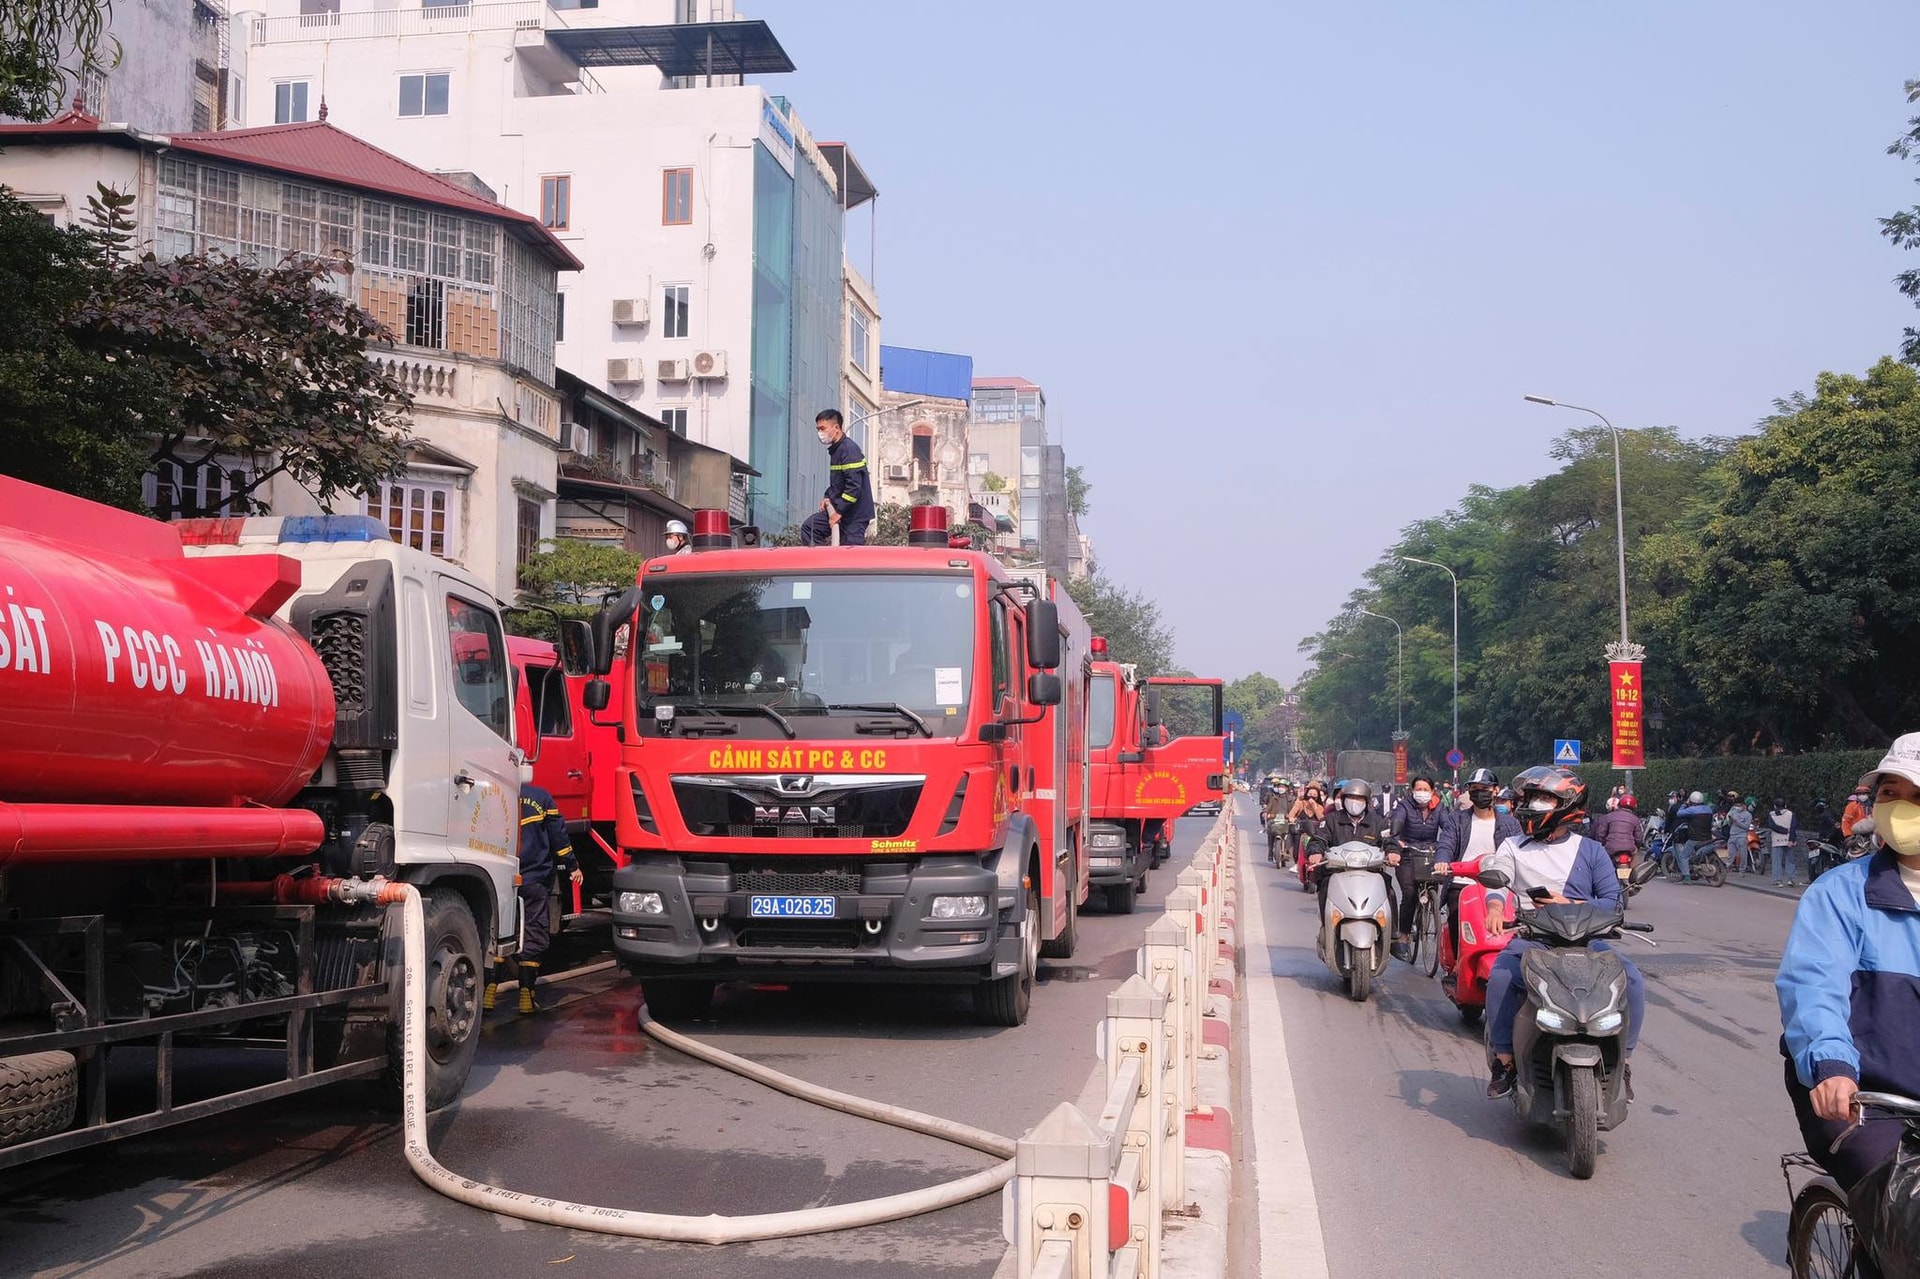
[748,0,1920,683]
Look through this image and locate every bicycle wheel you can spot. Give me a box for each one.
[1418,890,1441,977]
[1788,1179,1855,1279]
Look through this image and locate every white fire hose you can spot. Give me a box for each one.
[389,883,1016,1243]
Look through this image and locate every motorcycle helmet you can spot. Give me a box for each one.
[1511,765,1589,841]
[1617,793,1637,811]
[1688,791,1705,805]
[1336,778,1373,818]
[1466,767,1499,787]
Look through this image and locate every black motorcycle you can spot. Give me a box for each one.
[1493,890,1652,1179]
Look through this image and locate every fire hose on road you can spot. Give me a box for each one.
[383,881,1017,1244]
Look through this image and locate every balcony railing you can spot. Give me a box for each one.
[377,353,458,403]
[250,1,543,44]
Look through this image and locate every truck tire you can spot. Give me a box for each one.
[975,883,1038,1027]
[1107,877,1137,914]
[0,1050,77,1147]
[642,980,716,1021]
[387,888,482,1111]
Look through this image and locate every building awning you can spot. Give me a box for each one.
[557,472,693,523]
[546,20,795,76]
[817,143,876,210]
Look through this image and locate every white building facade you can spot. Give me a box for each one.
[234,0,858,535]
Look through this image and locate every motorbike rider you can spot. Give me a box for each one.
[1437,766,1646,1100]
[1288,781,1328,868]
[1588,790,1644,869]
[1388,775,1446,962]
[1673,790,1716,883]
[1306,778,1397,916]
[1435,769,1522,956]
[1778,733,1920,1190]
[1843,786,1874,839]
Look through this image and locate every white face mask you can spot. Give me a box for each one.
[817,430,832,445]
[1412,788,1433,805]
[1343,797,1367,817]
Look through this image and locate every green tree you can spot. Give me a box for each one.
[1225,671,1285,725]
[1066,567,1176,674]
[511,538,642,636]
[980,471,1007,493]
[1066,464,1091,518]
[0,184,412,515]
[1,0,116,121]
[1881,79,1920,365]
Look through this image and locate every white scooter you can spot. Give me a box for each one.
[1316,840,1395,1002]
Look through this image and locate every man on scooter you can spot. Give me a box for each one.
[1438,766,1646,1100]
[1306,778,1396,915]
[1434,769,1521,956]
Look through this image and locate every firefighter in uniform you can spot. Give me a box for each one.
[799,408,874,546]
[484,782,580,1014]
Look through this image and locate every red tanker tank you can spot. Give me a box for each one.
[0,478,335,815]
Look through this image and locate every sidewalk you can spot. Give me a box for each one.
[1722,870,1807,902]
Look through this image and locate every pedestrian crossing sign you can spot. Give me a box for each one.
[1554,739,1582,764]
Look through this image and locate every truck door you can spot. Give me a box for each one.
[1142,677,1227,812]
[525,658,590,826]
[440,585,519,935]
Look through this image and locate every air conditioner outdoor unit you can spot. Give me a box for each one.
[657,358,690,382]
[691,349,728,379]
[606,357,644,384]
[611,298,648,326]
[559,422,588,453]
[883,464,910,482]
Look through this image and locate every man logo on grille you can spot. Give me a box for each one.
[776,775,815,796]
[754,805,835,824]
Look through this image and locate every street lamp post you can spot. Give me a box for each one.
[1398,556,1459,779]
[1356,608,1404,740]
[1524,395,1644,791]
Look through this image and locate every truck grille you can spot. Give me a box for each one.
[735,869,864,894]
[673,779,922,840]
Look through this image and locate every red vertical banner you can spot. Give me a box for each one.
[1392,739,1409,784]
[1610,662,1646,770]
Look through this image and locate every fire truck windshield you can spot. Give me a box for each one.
[634,572,977,737]
[1088,671,1117,750]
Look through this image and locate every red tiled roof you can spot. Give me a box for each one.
[166,121,580,269]
[0,113,580,270]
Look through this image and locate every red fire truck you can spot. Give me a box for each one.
[1084,651,1227,911]
[586,507,1090,1026]
[0,477,539,1165]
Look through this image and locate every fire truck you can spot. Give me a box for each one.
[1084,652,1227,912]
[587,507,1091,1026]
[0,477,543,1165]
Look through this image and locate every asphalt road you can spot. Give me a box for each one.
[0,820,1212,1279]
[1231,799,1810,1278]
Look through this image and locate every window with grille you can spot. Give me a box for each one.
[143,453,254,520]
[366,481,455,559]
[406,277,445,348]
[516,498,543,587]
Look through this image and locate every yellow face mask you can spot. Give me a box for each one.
[1877,798,1920,857]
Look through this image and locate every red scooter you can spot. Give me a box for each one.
[1433,867,1513,1025]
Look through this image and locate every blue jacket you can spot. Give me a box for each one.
[1389,796,1447,848]
[1676,801,1716,841]
[1777,850,1920,1092]
[1435,807,1521,863]
[824,434,875,523]
[518,784,575,881]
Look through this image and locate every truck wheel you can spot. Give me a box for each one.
[642,980,716,1021]
[975,883,1038,1027]
[387,888,482,1111]
[1108,877,1138,914]
[0,1050,77,1147]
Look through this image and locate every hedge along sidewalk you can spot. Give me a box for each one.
[1484,749,1883,807]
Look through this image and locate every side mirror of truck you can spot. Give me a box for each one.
[590,586,643,676]
[1024,599,1061,670]
[1145,688,1163,728]
[583,679,611,713]
[1027,672,1062,707]
[557,618,594,676]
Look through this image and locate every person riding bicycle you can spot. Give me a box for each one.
[1434,769,1521,955]
[1306,778,1396,915]
[1388,775,1446,962]
[1778,733,1920,1191]
[1438,765,1646,1100]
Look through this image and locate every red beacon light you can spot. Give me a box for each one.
[1091,635,1109,657]
[691,509,732,551]
[906,504,949,548]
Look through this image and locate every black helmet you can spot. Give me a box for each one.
[1511,765,1589,841]
[1466,768,1499,787]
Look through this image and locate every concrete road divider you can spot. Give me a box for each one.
[1004,812,1238,1279]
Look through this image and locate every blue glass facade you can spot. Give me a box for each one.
[749,141,794,530]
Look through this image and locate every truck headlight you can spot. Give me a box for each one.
[931,894,988,920]
[1587,1010,1625,1035]
[1089,830,1125,850]
[617,891,665,915]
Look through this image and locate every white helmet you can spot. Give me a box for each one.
[1688,791,1705,805]
[665,519,691,538]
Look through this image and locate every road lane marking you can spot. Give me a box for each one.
[1238,824,1332,1278]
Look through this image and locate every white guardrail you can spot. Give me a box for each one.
[1005,814,1232,1279]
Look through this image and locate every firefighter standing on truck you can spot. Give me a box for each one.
[484,782,580,1014]
[799,408,874,546]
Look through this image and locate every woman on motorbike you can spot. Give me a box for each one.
[1287,782,1327,876]
[1388,775,1446,962]
[1778,734,1920,1190]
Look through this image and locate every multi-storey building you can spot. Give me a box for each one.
[233,0,867,536]
[0,106,578,599]
[871,345,973,525]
